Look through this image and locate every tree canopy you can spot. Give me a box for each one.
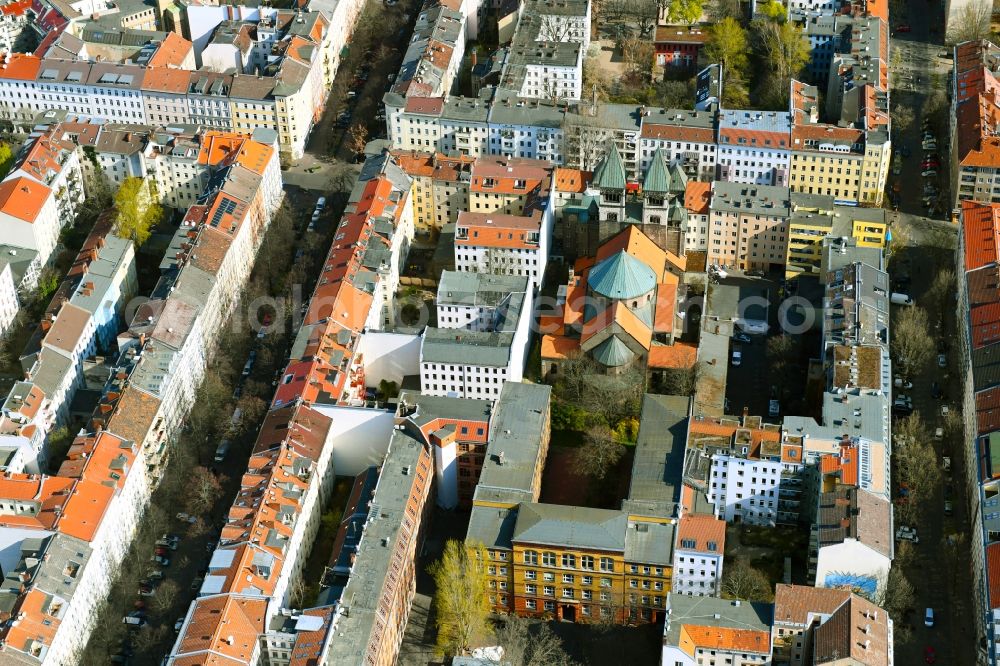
[113,177,164,246]
[662,0,704,24]
[430,540,492,657]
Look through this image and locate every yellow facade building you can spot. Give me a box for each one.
[785,192,888,279]
[789,125,890,206]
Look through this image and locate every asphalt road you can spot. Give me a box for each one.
[888,241,976,666]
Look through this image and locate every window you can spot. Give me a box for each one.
[562,554,576,568]
[543,586,555,597]
[581,555,594,570]
[525,599,536,610]
[542,552,556,567]
[562,574,574,583]
[599,557,614,572]
[562,588,574,599]
[524,550,538,565]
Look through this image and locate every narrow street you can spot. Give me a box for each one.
[889,236,975,666]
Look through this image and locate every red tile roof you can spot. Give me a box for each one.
[963,200,1000,272]
[676,513,726,553]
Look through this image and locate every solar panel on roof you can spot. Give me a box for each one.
[209,197,237,227]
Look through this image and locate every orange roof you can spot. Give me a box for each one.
[596,225,666,279]
[654,283,676,333]
[0,176,51,222]
[146,32,193,68]
[680,625,770,654]
[538,314,563,335]
[540,334,579,361]
[1,52,41,80]
[684,181,710,215]
[962,200,1000,272]
[641,123,715,144]
[791,124,864,147]
[676,513,726,553]
[647,342,696,369]
[4,589,59,656]
[554,167,591,193]
[59,479,113,541]
[455,210,543,249]
[0,0,31,17]
[141,66,191,93]
[818,444,859,486]
[175,594,267,663]
[581,301,652,351]
[988,542,1000,607]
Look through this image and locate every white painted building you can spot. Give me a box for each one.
[454,210,550,289]
[671,514,726,597]
[0,255,21,335]
[420,284,532,400]
[707,454,786,526]
[717,110,792,187]
[0,177,60,269]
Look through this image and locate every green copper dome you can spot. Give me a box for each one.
[589,250,657,300]
[592,335,636,367]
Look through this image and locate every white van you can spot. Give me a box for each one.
[890,293,914,306]
[731,347,742,366]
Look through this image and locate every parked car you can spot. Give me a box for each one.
[151,554,170,567]
[943,456,952,472]
[938,353,947,367]
[890,292,914,306]
[921,170,938,178]
[893,377,913,389]
[925,646,936,664]
[895,526,919,543]
[733,331,752,344]
[174,618,185,633]
[214,439,232,463]
[925,607,935,627]
[731,347,742,367]
[944,499,953,515]
[768,400,780,417]
[122,612,146,627]
[931,381,942,399]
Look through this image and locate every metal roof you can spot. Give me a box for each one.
[592,141,627,190]
[512,503,628,551]
[591,335,636,367]
[588,250,657,300]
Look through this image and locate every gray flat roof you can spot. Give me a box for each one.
[711,181,791,217]
[421,327,514,366]
[623,394,689,518]
[324,431,427,662]
[478,382,550,494]
[623,519,674,565]
[513,503,627,552]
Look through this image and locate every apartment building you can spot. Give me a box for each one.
[772,584,893,666]
[789,121,890,206]
[499,0,588,101]
[0,247,36,336]
[683,181,711,252]
[0,176,60,272]
[825,17,889,129]
[687,412,804,526]
[637,109,717,182]
[661,594,773,666]
[717,110,792,187]
[708,181,791,271]
[17,210,136,439]
[454,210,550,286]
[0,429,152,664]
[0,0,31,53]
[436,270,530,329]
[396,391,492,508]
[951,40,1000,207]
[321,430,434,666]
[419,310,530,400]
[671,513,726,597]
[785,192,887,278]
[809,484,892,595]
[392,151,474,233]
[956,200,1000,663]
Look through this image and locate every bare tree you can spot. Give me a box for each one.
[152,580,180,614]
[947,0,992,44]
[573,424,627,479]
[720,559,773,602]
[493,614,578,665]
[926,267,956,321]
[870,567,914,644]
[186,466,223,516]
[891,307,933,375]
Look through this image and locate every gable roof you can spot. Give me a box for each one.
[512,502,627,551]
